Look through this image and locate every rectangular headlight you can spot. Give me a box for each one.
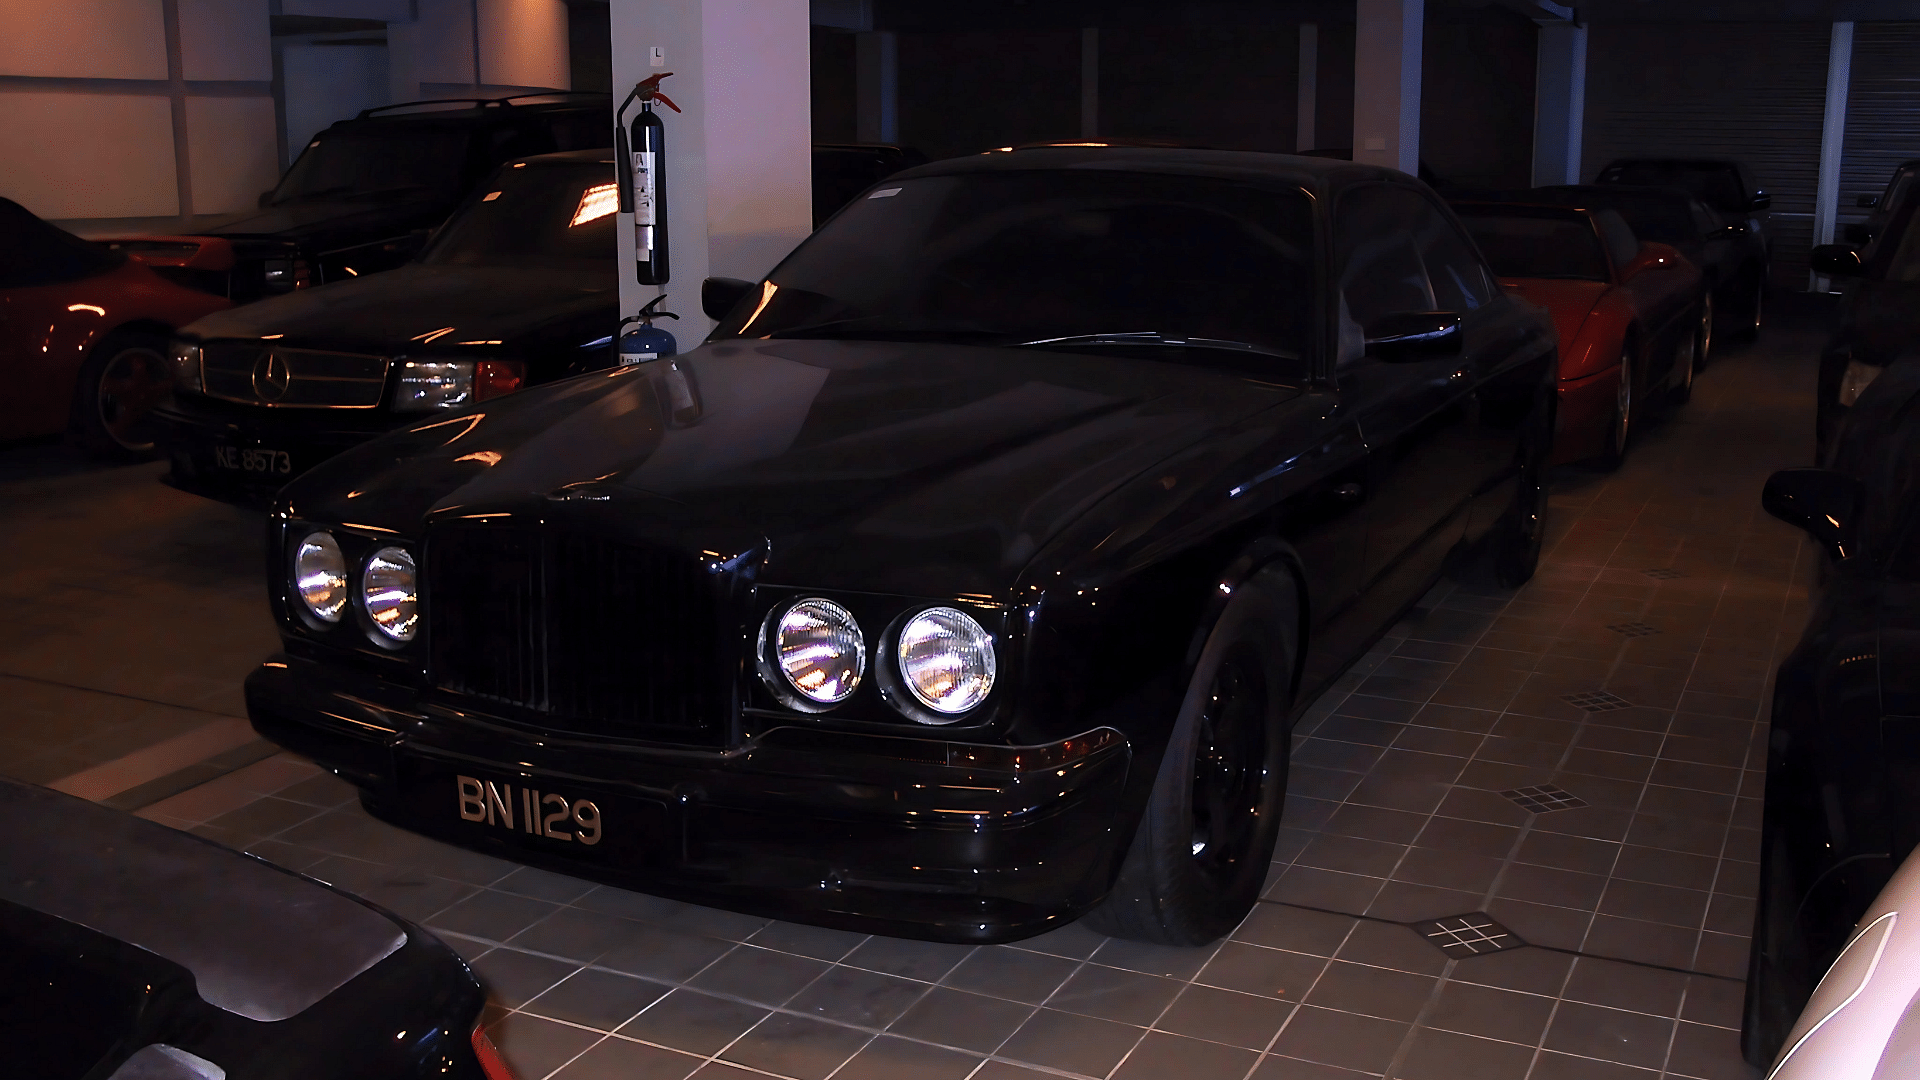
[394,360,474,411]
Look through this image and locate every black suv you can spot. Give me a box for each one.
[123,93,609,303]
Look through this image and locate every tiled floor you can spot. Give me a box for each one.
[6,319,1824,1080]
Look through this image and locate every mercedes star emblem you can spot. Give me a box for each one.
[251,351,291,402]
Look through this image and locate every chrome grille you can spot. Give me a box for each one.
[426,526,731,745]
[200,342,388,408]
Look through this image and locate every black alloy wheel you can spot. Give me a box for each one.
[1671,314,1699,406]
[72,331,172,458]
[1697,291,1714,369]
[1085,570,1296,945]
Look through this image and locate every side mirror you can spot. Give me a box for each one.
[1363,312,1462,361]
[1622,241,1683,280]
[1762,468,1863,561]
[1748,193,1772,212]
[1811,245,1864,277]
[1858,194,1882,209]
[701,277,755,322]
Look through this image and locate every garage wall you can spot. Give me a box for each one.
[0,93,180,218]
[1421,15,1535,190]
[1100,24,1299,152]
[1582,21,1832,290]
[1838,22,1920,231]
[896,29,1081,159]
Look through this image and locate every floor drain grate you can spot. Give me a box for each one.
[1501,785,1588,813]
[1643,568,1686,580]
[1563,690,1633,712]
[1412,913,1525,958]
[1606,621,1660,638]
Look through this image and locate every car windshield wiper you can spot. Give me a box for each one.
[1015,331,1296,361]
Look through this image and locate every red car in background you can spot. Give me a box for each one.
[1,198,231,458]
[1451,200,1709,467]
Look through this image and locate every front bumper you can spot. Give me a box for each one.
[152,396,400,507]
[1552,364,1621,465]
[246,655,1134,943]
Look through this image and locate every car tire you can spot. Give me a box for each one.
[1741,268,1766,340]
[70,331,171,459]
[1083,569,1296,946]
[1599,346,1635,471]
[1468,389,1552,589]
[1670,311,1700,407]
[1696,291,1714,370]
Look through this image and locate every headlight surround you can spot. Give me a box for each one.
[170,340,203,392]
[895,606,996,718]
[361,546,418,642]
[761,598,865,708]
[292,531,347,624]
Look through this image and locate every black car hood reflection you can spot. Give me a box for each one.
[184,264,612,353]
[285,339,1301,594]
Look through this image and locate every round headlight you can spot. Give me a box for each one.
[897,607,996,716]
[771,599,865,705]
[293,531,347,623]
[362,547,418,642]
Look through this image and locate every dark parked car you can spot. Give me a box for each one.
[1809,183,1920,459]
[1844,159,1920,247]
[1595,157,1773,256]
[0,777,507,1080]
[1533,183,1768,344]
[155,150,619,507]
[105,93,610,304]
[812,143,928,227]
[1743,355,1920,1067]
[244,147,1556,946]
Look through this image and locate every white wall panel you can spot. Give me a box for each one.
[478,0,568,90]
[702,0,810,283]
[392,0,477,92]
[0,93,178,218]
[178,0,272,82]
[0,0,167,80]
[186,96,280,212]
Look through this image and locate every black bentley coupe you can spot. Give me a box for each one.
[1744,355,1920,1066]
[155,150,620,507]
[1,778,505,1080]
[246,147,1557,945]
[1811,178,1920,460]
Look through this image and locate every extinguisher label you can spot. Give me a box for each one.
[632,150,657,226]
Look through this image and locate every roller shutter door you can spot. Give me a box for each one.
[1839,23,1920,234]
[1582,22,1831,291]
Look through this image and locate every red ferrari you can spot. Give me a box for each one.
[1,198,231,457]
[1452,200,1709,467]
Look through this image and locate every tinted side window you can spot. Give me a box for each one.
[1417,200,1492,311]
[1690,200,1721,237]
[1335,184,1436,326]
[1594,209,1640,273]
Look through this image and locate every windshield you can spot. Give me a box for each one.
[1600,162,1748,213]
[1456,211,1610,282]
[421,162,618,271]
[272,129,469,204]
[715,170,1316,363]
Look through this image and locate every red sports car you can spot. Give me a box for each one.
[1,198,231,457]
[1452,201,1709,467]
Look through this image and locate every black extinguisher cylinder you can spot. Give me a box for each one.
[629,109,669,285]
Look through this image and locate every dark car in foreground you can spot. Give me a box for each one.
[1450,199,1704,467]
[244,146,1556,945]
[1844,159,1920,248]
[1533,183,1767,343]
[1810,183,1920,459]
[155,150,619,506]
[105,93,610,304]
[1743,356,1920,1067]
[0,777,506,1080]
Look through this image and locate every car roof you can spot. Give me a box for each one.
[1604,158,1742,169]
[1534,184,1698,206]
[510,149,617,167]
[895,144,1408,191]
[336,94,608,130]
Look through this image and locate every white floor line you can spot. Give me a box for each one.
[46,716,258,802]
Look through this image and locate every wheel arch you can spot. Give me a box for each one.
[1179,535,1311,720]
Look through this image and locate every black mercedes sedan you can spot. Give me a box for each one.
[244,147,1557,945]
[1811,184,1920,460]
[1,778,504,1080]
[155,150,619,507]
[1532,183,1769,347]
[1744,355,1920,1067]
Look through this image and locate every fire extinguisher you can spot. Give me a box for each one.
[616,73,680,285]
[617,295,679,366]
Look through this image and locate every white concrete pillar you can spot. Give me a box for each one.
[1352,0,1422,176]
[610,0,813,336]
[855,30,897,144]
[1813,21,1853,291]
[1296,23,1317,152]
[1531,21,1587,186]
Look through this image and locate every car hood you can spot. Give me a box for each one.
[1499,278,1610,374]
[193,195,448,248]
[284,339,1300,595]
[181,264,614,354]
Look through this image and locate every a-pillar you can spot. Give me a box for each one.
[609,0,813,336]
[1352,0,1423,176]
[1531,20,1587,186]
